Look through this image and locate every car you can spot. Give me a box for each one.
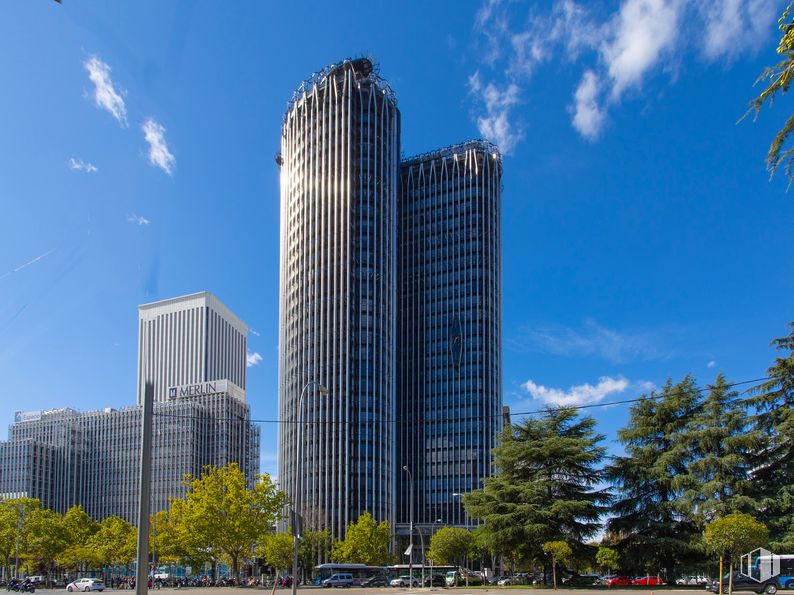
[706,572,780,594]
[423,575,446,587]
[66,578,105,592]
[390,576,419,588]
[604,576,633,588]
[323,573,355,588]
[567,574,601,587]
[361,576,389,588]
[497,576,513,586]
[633,576,666,586]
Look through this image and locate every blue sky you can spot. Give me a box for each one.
[2,1,793,479]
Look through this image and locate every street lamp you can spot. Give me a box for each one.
[402,466,415,587]
[429,518,442,587]
[451,494,467,587]
[292,381,328,595]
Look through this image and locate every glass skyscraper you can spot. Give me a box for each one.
[278,58,502,545]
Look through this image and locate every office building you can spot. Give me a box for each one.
[0,292,260,523]
[398,141,502,530]
[278,57,400,538]
[277,58,502,543]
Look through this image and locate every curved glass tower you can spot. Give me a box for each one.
[278,58,400,538]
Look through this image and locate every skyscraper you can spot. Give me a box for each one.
[278,58,400,538]
[137,291,247,405]
[398,141,502,530]
[277,58,502,546]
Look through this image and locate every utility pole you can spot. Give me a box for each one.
[136,381,154,595]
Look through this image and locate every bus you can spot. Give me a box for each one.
[755,555,794,591]
[312,564,387,586]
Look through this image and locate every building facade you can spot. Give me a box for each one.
[278,58,400,539]
[277,58,503,544]
[0,292,260,523]
[398,141,502,530]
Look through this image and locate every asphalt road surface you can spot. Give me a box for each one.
[32,587,713,595]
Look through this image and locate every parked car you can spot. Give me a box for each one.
[633,576,666,586]
[66,578,105,592]
[706,572,780,595]
[322,573,355,588]
[566,574,601,586]
[361,576,388,588]
[423,575,446,587]
[390,576,419,588]
[604,576,633,588]
[497,576,513,586]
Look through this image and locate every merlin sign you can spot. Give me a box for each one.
[168,380,228,399]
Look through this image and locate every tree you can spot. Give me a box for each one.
[0,498,39,580]
[681,374,760,527]
[27,508,69,580]
[464,408,609,572]
[331,512,392,565]
[606,377,700,577]
[298,530,333,578]
[427,527,472,566]
[543,541,572,590]
[746,323,794,551]
[705,514,768,595]
[89,516,136,574]
[747,4,794,184]
[258,532,293,576]
[178,463,288,582]
[596,546,620,576]
[57,505,100,574]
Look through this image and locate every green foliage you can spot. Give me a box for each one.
[680,374,760,526]
[543,541,572,589]
[464,408,609,566]
[298,529,333,574]
[606,377,700,575]
[331,512,392,565]
[89,516,136,569]
[596,546,620,574]
[705,513,769,561]
[746,322,794,551]
[0,498,40,578]
[258,532,293,573]
[57,505,100,572]
[747,4,794,184]
[28,508,69,575]
[427,527,472,566]
[177,463,288,581]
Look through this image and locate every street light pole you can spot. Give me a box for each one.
[451,494,467,587]
[292,381,328,595]
[402,466,414,587]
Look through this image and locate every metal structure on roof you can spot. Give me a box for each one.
[401,139,501,166]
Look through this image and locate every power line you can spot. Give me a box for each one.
[151,375,773,426]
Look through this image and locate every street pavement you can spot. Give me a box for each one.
[33,588,710,595]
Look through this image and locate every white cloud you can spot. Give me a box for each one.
[571,70,606,140]
[469,71,522,154]
[699,0,777,62]
[84,56,127,127]
[707,360,717,368]
[126,213,150,226]
[142,118,176,175]
[68,158,98,173]
[249,328,261,337]
[522,375,630,407]
[601,0,681,101]
[247,351,263,367]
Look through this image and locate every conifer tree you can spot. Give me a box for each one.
[746,323,794,550]
[606,376,700,577]
[680,374,760,526]
[464,408,609,569]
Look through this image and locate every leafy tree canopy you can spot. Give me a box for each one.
[427,527,472,566]
[331,512,392,566]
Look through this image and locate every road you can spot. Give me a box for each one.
[33,588,712,595]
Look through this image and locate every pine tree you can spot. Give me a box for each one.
[680,374,760,526]
[464,408,610,569]
[606,376,700,577]
[746,323,794,550]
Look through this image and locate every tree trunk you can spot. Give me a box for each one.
[552,557,557,590]
[728,560,733,595]
[719,555,723,595]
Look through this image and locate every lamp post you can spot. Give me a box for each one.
[429,518,442,587]
[402,466,414,587]
[292,381,328,595]
[451,494,467,587]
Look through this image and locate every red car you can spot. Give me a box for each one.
[605,576,633,588]
[633,576,666,586]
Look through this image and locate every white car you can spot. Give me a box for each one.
[66,578,105,592]
[390,576,418,588]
